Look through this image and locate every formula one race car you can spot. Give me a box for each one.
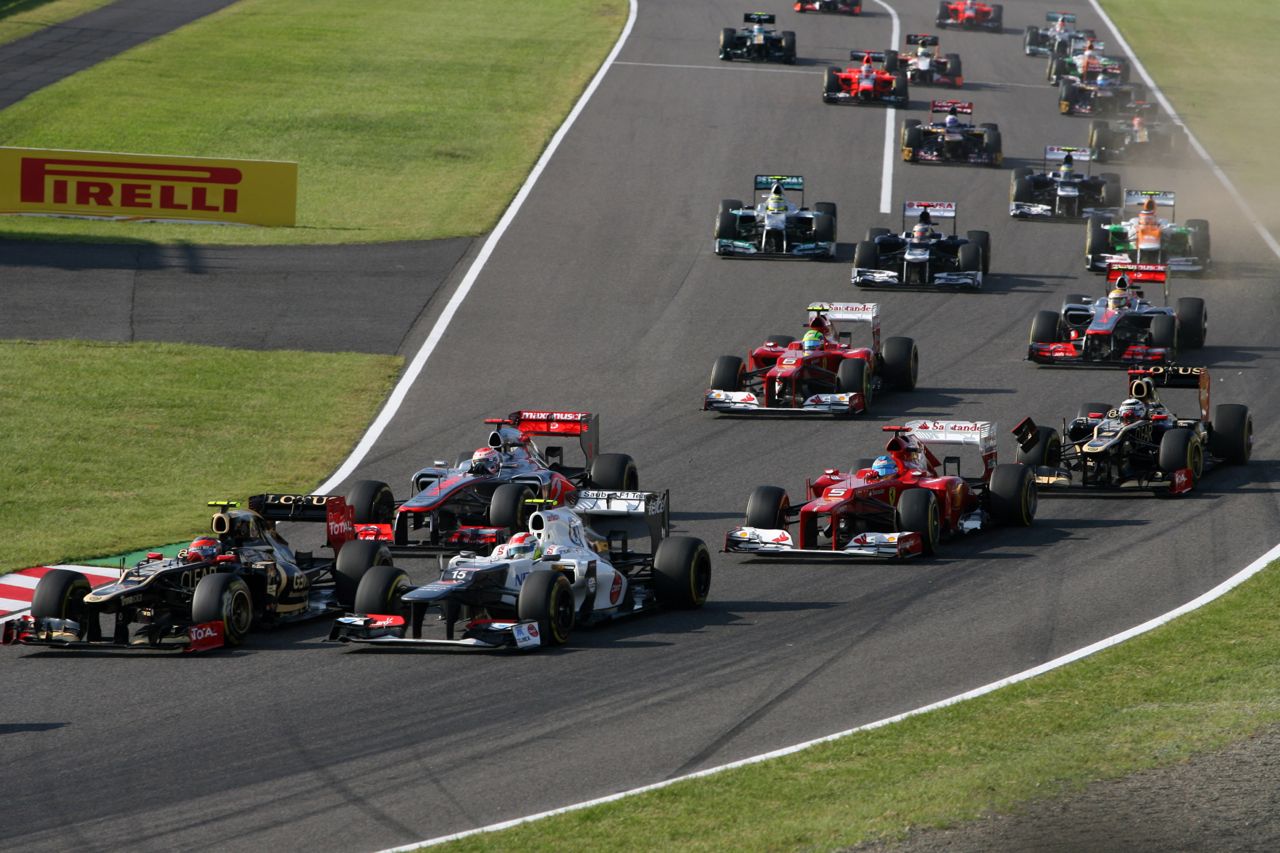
[795,0,861,14]
[853,200,990,288]
[1057,71,1144,117]
[1009,146,1120,220]
[936,0,1003,31]
[901,34,963,88]
[704,302,919,416]
[725,420,1036,558]
[1088,106,1184,163]
[1047,38,1129,85]
[823,51,909,106]
[1086,190,1210,273]
[719,13,796,64]
[329,493,711,650]
[1013,366,1251,495]
[3,495,393,652]
[715,175,837,259]
[1028,263,1206,366]
[1024,12,1097,57]
[901,100,1001,166]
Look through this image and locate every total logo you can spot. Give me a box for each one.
[190,624,219,642]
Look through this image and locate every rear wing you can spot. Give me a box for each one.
[245,494,357,553]
[903,200,956,219]
[931,99,972,114]
[1045,144,1092,163]
[1107,262,1167,285]
[807,301,880,349]
[489,410,600,464]
[1128,366,1209,421]
[849,50,888,62]
[1124,189,1175,212]
[890,420,998,478]
[744,12,776,24]
[1046,12,1076,23]
[564,489,671,548]
[905,34,939,46]
[754,174,804,191]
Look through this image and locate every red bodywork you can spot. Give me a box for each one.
[939,1,1000,28]
[748,335,875,410]
[795,0,861,13]
[830,53,900,102]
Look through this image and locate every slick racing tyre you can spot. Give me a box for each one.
[716,199,742,242]
[1175,297,1207,349]
[709,355,745,392]
[719,28,735,60]
[745,485,789,529]
[1010,167,1033,204]
[1186,219,1211,265]
[191,573,253,646]
[883,49,899,72]
[946,53,962,82]
[891,71,909,102]
[812,211,836,247]
[1210,404,1252,464]
[1015,425,1061,468]
[334,539,394,609]
[353,564,410,617]
[1029,310,1061,344]
[1089,121,1111,160]
[781,31,796,64]
[958,242,982,273]
[823,66,841,100]
[895,489,940,555]
[1100,173,1122,208]
[836,357,871,407]
[901,119,922,160]
[1085,214,1112,269]
[489,483,535,531]
[517,571,573,647]
[988,463,1037,526]
[589,453,639,491]
[1149,315,1178,353]
[853,240,880,273]
[653,536,712,609]
[1158,429,1204,487]
[346,479,395,525]
[880,336,918,390]
[31,569,92,633]
[966,230,991,273]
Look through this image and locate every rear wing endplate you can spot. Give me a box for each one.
[246,493,356,553]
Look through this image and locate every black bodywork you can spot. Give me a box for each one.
[719,13,796,64]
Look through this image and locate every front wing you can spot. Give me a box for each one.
[704,390,867,415]
[1088,251,1206,273]
[852,267,982,288]
[1031,464,1194,495]
[715,238,835,258]
[724,527,923,559]
[328,614,542,651]
[1027,341,1173,366]
[1010,201,1117,220]
[3,615,226,653]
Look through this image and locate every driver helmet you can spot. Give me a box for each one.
[186,536,222,563]
[1118,398,1147,422]
[1081,48,1095,63]
[912,222,931,241]
[917,45,929,57]
[860,60,874,75]
[766,193,787,214]
[802,329,825,352]
[1053,19,1067,32]
[1107,288,1130,311]
[1132,115,1145,130]
[1059,152,1074,178]
[504,531,543,561]
[944,108,960,129]
[870,455,900,480]
[809,313,832,336]
[470,448,501,476]
[1138,209,1156,228]
[752,24,765,35]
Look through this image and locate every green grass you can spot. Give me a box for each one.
[0,340,400,572]
[0,0,114,47]
[0,0,627,245]
[435,561,1280,851]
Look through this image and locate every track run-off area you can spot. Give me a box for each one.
[3,1,1279,851]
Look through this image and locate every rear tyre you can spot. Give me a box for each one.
[31,569,92,629]
[1077,402,1112,421]
[589,452,639,490]
[880,336,918,390]
[892,71,909,103]
[1089,120,1110,160]
[895,489,940,555]
[766,334,795,348]
[1186,218,1211,264]
[709,355,745,392]
[1150,314,1178,353]
[334,539,393,608]
[1023,26,1040,54]
[966,230,991,274]
[1158,428,1204,485]
[883,49,899,72]
[1015,425,1062,468]
[191,573,253,646]
[813,212,836,245]
[489,483,535,531]
[652,536,711,609]
[836,358,871,405]
[745,485,789,530]
[517,571,574,647]
[946,53,962,82]
[353,564,410,617]
[1211,404,1252,464]
[1029,310,1061,344]
[346,479,395,525]
[1061,293,1091,311]
[984,128,1002,163]
[814,201,837,221]
[1175,297,1207,349]
[988,464,1037,526]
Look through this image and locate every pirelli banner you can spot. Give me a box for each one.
[0,147,297,227]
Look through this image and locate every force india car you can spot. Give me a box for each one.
[725,420,1036,559]
[1088,106,1184,163]
[1028,263,1207,366]
[1009,146,1120,220]
[901,100,1001,166]
[1046,37,1129,85]
[823,51,909,106]
[852,200,990,289]
[329,492,711,650]
[719,13,796,64]
[1086,189,1210,273]
[936,0,1003,31]
[715,175,837,259]
[1024,12,1097,57]
[795,0,861,14]
[901,34,963,88]
[3,494,392,652]
[1013,366,1251,496]
[704,302,919,416]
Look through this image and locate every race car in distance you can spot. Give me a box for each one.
[901,34,963,88]
[1057,69,1144,116]
[329,493,710,650]
[1009,146,1121,220]
[704,302,919,416]
[725,420,1036,559]
[719,13,796,64]
[1047,37,1129,85]
[1024,12,1097,57]
[936,0,1003,31]
[715,175,837,259]
[853,200,989,289]
[1028,263,1207,366]
[3,494,394,652]
[1089,106,1184,162]
[901,100,1001,166]
[823,50,909,106]
[795,0,861,14]
[1013,366,1251,495]
[1086,189,1210,273]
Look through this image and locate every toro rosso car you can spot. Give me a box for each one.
[1028,263,1207,366]
[1089,106,1185,163]
[704,302,919,416]
[795,0,861,14]
[329,493,711,651]
[1024,12,1097,57]
[936,0,1003,31]
[852,200,990,289]
[1013,366,1251,495]
[1009,146,1120,220]
[725,420,1036,559]
[720,13,796,64]
[715,175,837,259]
[1086,190,1210,273]
[902,34,963,88]
[902,100,1001,166]
[3,495,393,652]
[823,51,909,106]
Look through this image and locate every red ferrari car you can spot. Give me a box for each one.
[795,0,861,14]
[725,420,1037,558]
[823,51,909,106]
[704,302,918,416]
[936,0,1003,31]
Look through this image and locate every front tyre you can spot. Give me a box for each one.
[191,573,253,646]
[31,569,92,631]
[745,485,789,530]
[517,572,574,647]
[353,564,410,616]
[652,536,712,609]
[988,463,1037,526]
[896,489,940,555]
[1158,428,1204,486]
[334,539,394,609]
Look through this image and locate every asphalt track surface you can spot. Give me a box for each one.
[3,1,1279,851]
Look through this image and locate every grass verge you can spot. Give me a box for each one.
[0,0,114,47]
[434,560,1280,851]
[0,0,627,245]
[0,340,400,572]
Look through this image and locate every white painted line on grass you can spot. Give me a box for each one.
[872,0,901,214]
[1087,0,1280,261]
[315,1,640,495]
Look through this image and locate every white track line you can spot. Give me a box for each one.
[314,1,639,495]
[873,0,901,214]
[1087,0,1280,261]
